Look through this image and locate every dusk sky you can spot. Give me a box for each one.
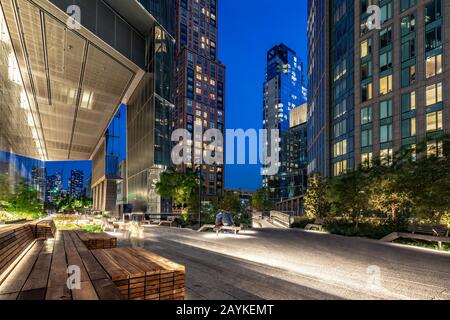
[47,0,309,191]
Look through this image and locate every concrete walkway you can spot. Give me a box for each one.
[115,225,450,300]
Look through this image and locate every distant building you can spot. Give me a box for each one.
[31,166,46,201]
[68,169,84,199]
[262,44,307,202]
[85,175,93,199]
[46,172,63,205]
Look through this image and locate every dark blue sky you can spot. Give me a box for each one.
[221,0,308,191]
[47,0,309,192]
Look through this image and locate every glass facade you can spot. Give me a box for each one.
[262,44,307,202]
[127,22,174,213]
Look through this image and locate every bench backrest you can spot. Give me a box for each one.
[0,224,35,277]
[408,224,449,237]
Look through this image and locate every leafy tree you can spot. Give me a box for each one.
[304,174,330,219]
[251,187,273,214]
[328,169,369,225]
[0,174,10,202]
[400,138,450,224]
[155,168,200,219]
[7,181,44,219]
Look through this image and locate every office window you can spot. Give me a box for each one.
[362,82,373,102]
[426,54,443,79]
[333,160,348,177]
[379,26,392,49]
[381,1,392,23]
[333,140,347,157]
[427,140,443,158]
[380,100,393,119]
[401,0,416,12]
[361,38,372,58]
[425,82,443,106]
[401,65,416,88]
[361,106,372,124]
[361,129,373,147]
[426,111,443,132]
[361,152,373,168]
[402,117,416,138]
[426,26,442,52]
[401,13,415,36]
[380,148,393,166]
[380,124,393,143]
[361,61,372,80]
[334,120,347,138]
[380,75,393,95]
[380,51,392,72]
[401,38,415,62]
[425,0,442,25]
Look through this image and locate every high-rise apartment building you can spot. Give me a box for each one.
[307,0,448,178]
[68,169,84,199]
[173,0,226,197]
[262,44,307,202]
[46,172,62,205]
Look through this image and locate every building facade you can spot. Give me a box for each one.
[46,172,62,205]
[68,170,84,199]
[354,0,450,168]
[262,44,307,202]
[307,0,449,178]
[126,1,175,214]
[173,0,226,197]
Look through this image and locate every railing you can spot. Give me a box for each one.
[269,211,294,228]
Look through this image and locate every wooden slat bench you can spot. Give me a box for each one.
[0,224,185,300]
[27,219,57,239]
[74,230,117,250]
[381,224,450,250]
[92,247,185,300]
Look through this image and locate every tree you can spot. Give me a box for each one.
[7,181,44,219]
[251,187,273,213]
[0,174,10,202]
[304,174,330,219]
[328,169,369,224]
[155,168,200,219]
[400,138,450,224]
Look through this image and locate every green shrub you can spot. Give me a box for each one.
[323,218,407,239]
[82,224,103,233]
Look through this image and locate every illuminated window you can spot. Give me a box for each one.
[426,111,443,132]
[379,74,393,95]
[361,152,373,168]
[361,38,372,58]
[427,141,444,158]
[362,82,372,102]
[380,148,393,166]
[426,54,443,78]
[426,82,443,106]
[333,140,347,157]
[333,160,348,177]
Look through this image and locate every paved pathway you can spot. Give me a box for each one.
[115,225,450,300]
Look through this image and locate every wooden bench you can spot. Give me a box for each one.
[305,219,325,232]
[92,247,185,300]
[0,228,123,300]
[74,230,117,250]
[27,218,56,239]
[381,224,450,250]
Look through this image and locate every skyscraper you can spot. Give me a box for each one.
[173,0,226,197]
[68,169,84,199]
[46,172,62,205]
[307,0,450,178]
[262,44,307,202]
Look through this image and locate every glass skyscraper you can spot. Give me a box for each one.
[262,44,307,202]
